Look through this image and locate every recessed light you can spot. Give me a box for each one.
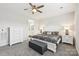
[60,7,63,9]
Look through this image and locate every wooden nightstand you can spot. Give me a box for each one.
[62,35,73,45]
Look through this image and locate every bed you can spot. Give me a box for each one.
[29,26,62,52]
[29,31,62,53]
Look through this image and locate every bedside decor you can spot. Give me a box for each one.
[64,26,70,35]
[65,29,69,35]
[62,25,74,45]
[39,25,44,34]
[40,29,42,34]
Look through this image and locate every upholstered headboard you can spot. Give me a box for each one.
[43,26,63,31]
[43,26,63,35]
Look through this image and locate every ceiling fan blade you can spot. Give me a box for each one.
[29,3,33,7]
[37,10,42,13]
[37,5,44,9]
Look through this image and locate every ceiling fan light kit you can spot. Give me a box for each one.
[32,9,37,13]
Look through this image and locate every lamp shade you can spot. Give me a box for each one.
[64,25,70,35]
[64,26,70,30]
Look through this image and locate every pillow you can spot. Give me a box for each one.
[51,32,59,35]
[43,31,47,35]
[47,31,51,35]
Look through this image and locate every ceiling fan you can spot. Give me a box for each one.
[24,3,44,14]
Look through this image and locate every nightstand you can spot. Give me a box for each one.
[62,35,73,45]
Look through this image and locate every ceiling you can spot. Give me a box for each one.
[0,3,75,20]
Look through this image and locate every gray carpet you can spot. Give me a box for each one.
[0,40,78,56]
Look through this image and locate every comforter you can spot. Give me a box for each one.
[29,34,61,44]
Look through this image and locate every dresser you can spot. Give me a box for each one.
[8,27,24,46]
[62,35,73,45]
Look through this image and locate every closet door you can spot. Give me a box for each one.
[9,27,24,46]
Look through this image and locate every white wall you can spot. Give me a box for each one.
[74,4,79,54]
[38,12,74,35]
[40,12,74,26]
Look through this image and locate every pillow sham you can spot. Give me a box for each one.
[51,32,59,35]
[43,31,47,35]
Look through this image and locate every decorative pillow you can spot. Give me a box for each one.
[43,31,47,35]
[47,31,51,35]
[51,32,59,35]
